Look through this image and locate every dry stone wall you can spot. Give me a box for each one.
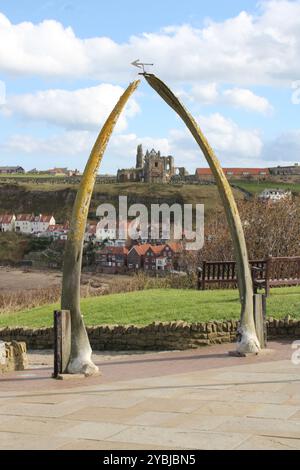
[0,341,28,373]
[0,318,299,351]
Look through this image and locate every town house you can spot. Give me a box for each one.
[15,214,56,234]
[144,245,165,271]
[15,214,34,234]
[0,214,16,232]
[44,224,69,240]
[95,246,128,273]
[127,244,151,270]
[32,215,56,233]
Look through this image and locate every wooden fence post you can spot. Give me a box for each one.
[253,294,267,349]
[53,310,71,378]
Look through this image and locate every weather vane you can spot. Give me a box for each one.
[131,59,154,74]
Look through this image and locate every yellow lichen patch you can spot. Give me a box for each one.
[67,80,140,244]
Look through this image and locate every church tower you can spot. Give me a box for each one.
[136,144,144,169]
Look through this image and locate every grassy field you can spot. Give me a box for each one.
[1,286,300,328]
[0,173,66,178]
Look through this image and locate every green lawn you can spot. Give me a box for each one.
[1,287,300,328]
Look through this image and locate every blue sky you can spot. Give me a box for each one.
[0,0,299,173]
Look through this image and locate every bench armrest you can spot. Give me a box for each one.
[251,266,264,272]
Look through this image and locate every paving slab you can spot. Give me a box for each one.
[0,341,299,450]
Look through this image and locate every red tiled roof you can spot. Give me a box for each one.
[40,215,54,223]
[98,246,128,255]
[166,242,183,253]
[196,168,269,176]
[47,224,66,232]
[129,243,151,256]
[16,214,34,222]
[0,214,14,224]
[148,245,166,255]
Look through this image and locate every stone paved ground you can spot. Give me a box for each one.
[0,341,300,450]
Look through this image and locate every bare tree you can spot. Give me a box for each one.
[197,199,300,262]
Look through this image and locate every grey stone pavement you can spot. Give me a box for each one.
[0,340,300,450]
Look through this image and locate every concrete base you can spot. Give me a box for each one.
[229,348,274,358]
[53,371,101,380]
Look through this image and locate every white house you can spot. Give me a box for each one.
[15,214,56,234]
[0,214,16,232]
[156,256,168,271]
[15,214,35,233]
[31,214,56,233]
[44,224,69,240]
[259,189,292,202]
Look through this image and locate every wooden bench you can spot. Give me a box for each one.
[197,259,266,291]
[197,257,300,295]
[253,256,300,296]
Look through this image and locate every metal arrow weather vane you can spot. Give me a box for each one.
[131,59,154,74]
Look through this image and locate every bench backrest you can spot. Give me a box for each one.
[201,260,266,281]
[200,257,300,282]
[268,256,300,281]
[202,261,236,281]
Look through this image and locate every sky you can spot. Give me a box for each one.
[0,0,299,173]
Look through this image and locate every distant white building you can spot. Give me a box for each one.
[259,188,292,202]
[43,224,69,240]
[15,214,56,234]
[15,214,34,234]
[31,214,55,233]
[0,214,15,232]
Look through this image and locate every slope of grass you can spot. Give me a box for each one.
[1,286,300,328]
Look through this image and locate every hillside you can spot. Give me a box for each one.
[0,181,244,222]
[0,232,31,263]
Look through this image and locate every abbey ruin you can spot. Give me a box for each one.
[117,144,188,184]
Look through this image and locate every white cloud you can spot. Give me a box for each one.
[166,113,263,167]
[263,129,300,164]
[223,88,273,115]
[189,83,219,105]
[1,131,94,156]
[182,83,273,115]
[0,1,300,85]
[3,84,140,131]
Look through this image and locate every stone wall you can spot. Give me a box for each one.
[0,341,28,373]
[0,318,299,351]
